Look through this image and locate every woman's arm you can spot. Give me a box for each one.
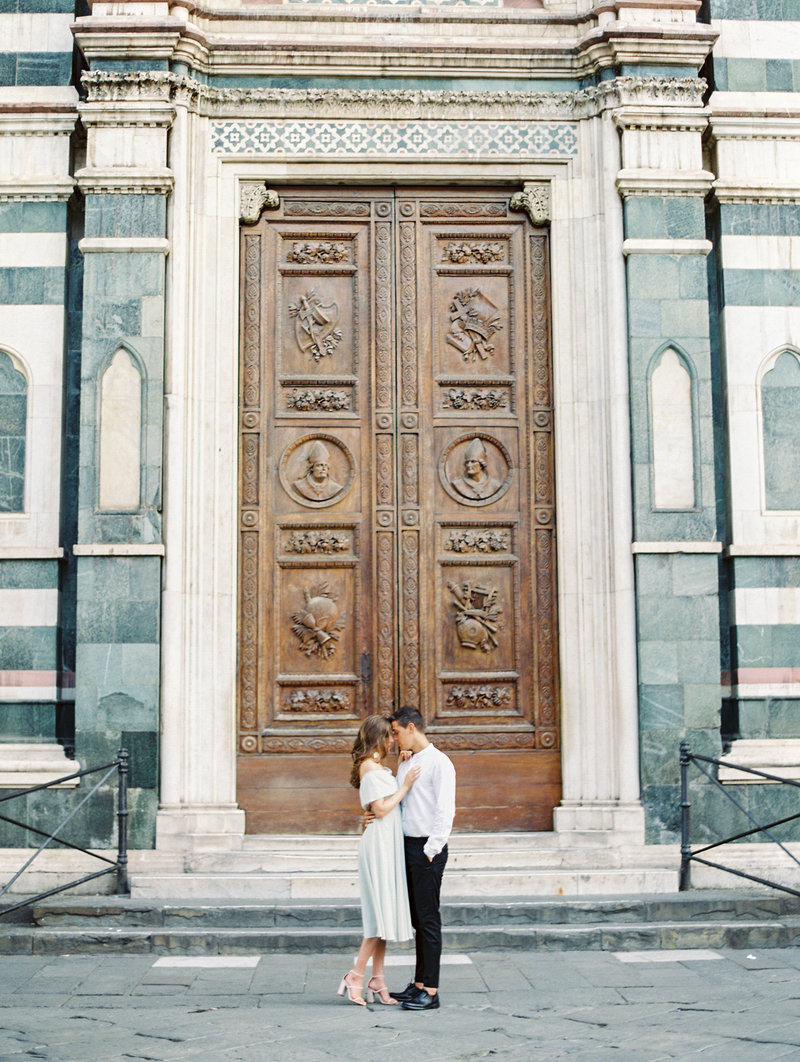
[367,765,420,819]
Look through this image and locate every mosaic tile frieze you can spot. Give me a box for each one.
[212,119,579,158]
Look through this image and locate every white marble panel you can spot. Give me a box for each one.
[713,18,800,60]
[0,588,58,627]
[720,235,800,271]
[650,349,694,510]
[0,233,67,269]
[733,587,800,626]
[98,349,142,511]
[0,13,74,52]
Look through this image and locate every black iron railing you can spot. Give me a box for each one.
[679,741,800,897]
[0,748,129,918]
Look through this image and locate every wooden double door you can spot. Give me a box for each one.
[237,188,560,833]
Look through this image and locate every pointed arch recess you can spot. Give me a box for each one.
[98,345,143,511]
[0,346,30,514]
[648,344,696,511]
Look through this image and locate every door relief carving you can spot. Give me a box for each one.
[289,289,343,362]
[291,582,345,658]
[280,434,354,508]
[439,434,512,506]
[238,189,560,833]
[447,288,503,362]
[448,581,503,653]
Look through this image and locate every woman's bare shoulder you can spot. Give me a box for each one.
[359,760,382,779]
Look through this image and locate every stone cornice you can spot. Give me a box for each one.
[81,70,706,121]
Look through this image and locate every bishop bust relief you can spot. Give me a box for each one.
[440,433,512,508]
[280,434,355,508]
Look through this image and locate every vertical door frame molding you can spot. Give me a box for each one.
[157,138,644,851]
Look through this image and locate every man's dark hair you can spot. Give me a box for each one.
[390,705,426,731]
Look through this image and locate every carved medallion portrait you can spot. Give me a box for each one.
[439,433,512,507]
[279,434,355,508]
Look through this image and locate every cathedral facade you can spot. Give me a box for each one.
[1,0,799,891]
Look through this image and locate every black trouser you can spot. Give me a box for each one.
[404,836,448,990]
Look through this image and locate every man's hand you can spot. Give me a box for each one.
[362,805,376,830]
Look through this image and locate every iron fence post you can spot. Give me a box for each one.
[116,747,129,895]
[679,741,691,891]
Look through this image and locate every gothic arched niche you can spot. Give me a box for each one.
[0,349,28,514]
[649,345,695,511]
[98,347,143,511]
[762,350,800,511]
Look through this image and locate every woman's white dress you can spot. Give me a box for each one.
[358,767,413,942]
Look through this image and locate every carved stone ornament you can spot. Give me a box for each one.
[439,433,512,508]
[447,289,503,363]
[286,388,350,412]
[284,529,350,555]
[448,581,503,653]
[445,685,512,711]
[291,581,345,659]
[441,242,504,264]
[289,289,343,362]
[279,433,355,508]
[240,183,280,224]
[444,528,510,553]
[287,241,349,264]
[444,387,508,411]
[510,185,550,225]
[83,71,707,122]
[286,689,351,712]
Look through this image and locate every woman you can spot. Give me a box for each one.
[338,714,419,1007]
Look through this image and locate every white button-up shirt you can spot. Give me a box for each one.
[396,743,456,860]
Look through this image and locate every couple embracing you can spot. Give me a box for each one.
[338,706,456,1011]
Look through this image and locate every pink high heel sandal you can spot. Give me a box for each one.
[367,975,398,1005]
[337,970,368,1006]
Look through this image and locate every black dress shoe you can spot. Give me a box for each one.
[401,990,440,1011]
[390,982,423,1002]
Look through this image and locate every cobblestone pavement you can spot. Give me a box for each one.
[0,948,799,1061]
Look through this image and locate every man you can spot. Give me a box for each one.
[389,706,456,1011]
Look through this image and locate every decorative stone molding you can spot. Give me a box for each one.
[0,179,75,202]
[616,171,715,198]
[510,184,550,225]
[74,168,174,195]
[622,239,712,256]
[718,740,800,786]
[81,71,706,123]
[79,237,170,254]
[72,544,165,556]
[240,183,280,225]
[0,745,80,789]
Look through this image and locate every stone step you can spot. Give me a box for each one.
[4,916,800,955]
[129,866,680,900]
[30,891,800,931]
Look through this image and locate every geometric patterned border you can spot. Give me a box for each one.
[212,120,579,158]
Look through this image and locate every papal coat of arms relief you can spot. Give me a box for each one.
[289,288,343,362]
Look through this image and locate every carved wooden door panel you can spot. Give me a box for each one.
[238,189,560,833]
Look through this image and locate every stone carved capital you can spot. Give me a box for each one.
[82,71,706,122]
[240,183,280,224]
[511,184,550,225]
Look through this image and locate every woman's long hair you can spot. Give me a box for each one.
[350,715,392,789]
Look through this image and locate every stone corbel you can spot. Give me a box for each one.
[510,184,550,225]
[240,183,280,225]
